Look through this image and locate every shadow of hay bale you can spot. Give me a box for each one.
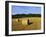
[27,19,33,25]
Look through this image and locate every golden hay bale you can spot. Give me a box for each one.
[15,19,18,22]
[22,19,27,25]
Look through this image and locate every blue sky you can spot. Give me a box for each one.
[11,5,41,15]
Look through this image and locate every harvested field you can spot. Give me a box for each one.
[12,17,41,31]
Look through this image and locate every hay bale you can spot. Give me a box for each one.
[18,19,22,24]
[22,19,27,25]
[15,19,18,22]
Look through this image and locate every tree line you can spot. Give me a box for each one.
[12,14,41,18]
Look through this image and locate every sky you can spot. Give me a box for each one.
[11,5,41,15]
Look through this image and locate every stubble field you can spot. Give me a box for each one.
[12,17,41,31]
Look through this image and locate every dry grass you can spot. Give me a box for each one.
[12,17,41,31]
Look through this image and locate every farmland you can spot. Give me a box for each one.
[12,17,41,31]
